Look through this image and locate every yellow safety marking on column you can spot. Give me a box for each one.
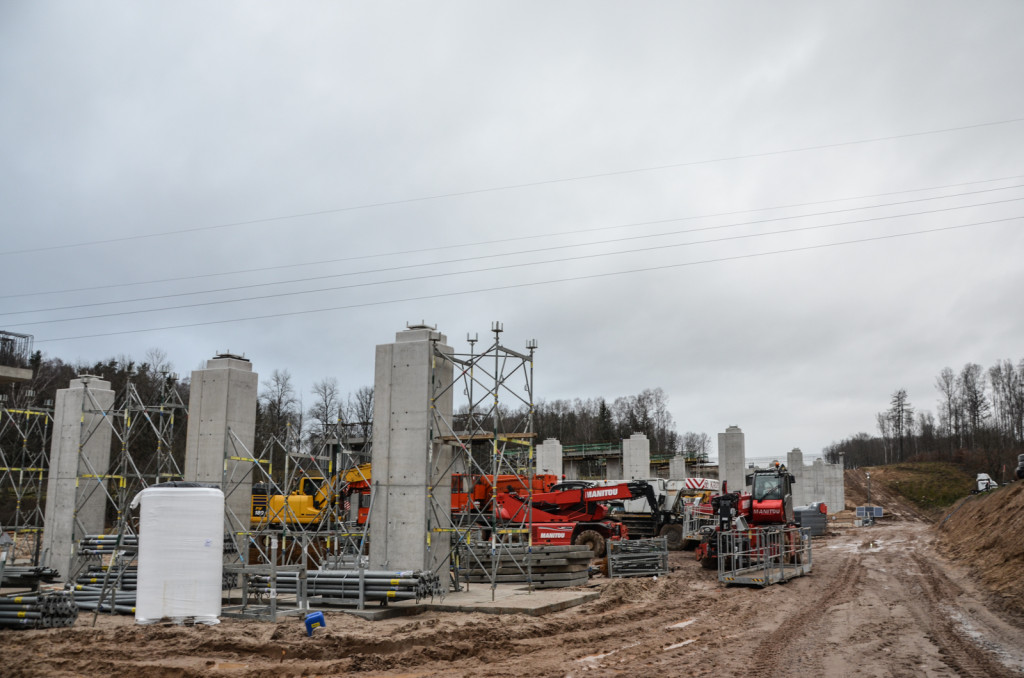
[391,579,400,585]
[387,591,396,597]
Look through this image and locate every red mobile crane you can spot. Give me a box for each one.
[493,480,658,557]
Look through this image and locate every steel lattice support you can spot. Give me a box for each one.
[64,377,188,582]
[0,406,52,564]
[426,322,539,595]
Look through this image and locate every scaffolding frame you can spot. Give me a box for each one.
[425,322,539,596]
[221,423,375,617]
[0,404,52,564]
[63,376,188,581]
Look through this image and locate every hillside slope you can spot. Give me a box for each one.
[936,481,1024,617]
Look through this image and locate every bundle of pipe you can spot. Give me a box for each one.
[67,565,138,616]
[252,569,445,604]
[76,565,137,591]
[0,591,79,629]
[77,534,139,555]
[0,566,61,588]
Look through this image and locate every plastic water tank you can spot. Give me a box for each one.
[131,484,224,624]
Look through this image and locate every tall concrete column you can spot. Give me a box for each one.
[668,455,688,480]
[622,433,650,480]
[787,448,806,505]
[43,376,114,581]
[183,354,258,538]
[718,425,746,493]
[535,438,563,477]
[810,459,825,506]
[605,457,621,479]
[370,326,453,572]
[824,461,845,513]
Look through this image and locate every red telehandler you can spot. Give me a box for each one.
[695,462,798,569]
[493,480,659,557]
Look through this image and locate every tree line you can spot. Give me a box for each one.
[824,358,1024,479]
[7,351,698,482]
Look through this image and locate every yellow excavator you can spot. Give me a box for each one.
[251,463,371,527]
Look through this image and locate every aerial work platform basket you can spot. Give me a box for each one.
[716,525,812,587]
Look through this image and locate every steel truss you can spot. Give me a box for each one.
[426,322,539,595]
[0,405,52,563]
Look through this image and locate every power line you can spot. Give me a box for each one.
[4,185,1022,319]
[4,173,1022,301]
[31,215,1022,342]
[3,116,1022,258]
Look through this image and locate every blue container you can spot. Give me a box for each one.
[304,611,325,636]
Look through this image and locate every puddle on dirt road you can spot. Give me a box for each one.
[948,608,1024,672]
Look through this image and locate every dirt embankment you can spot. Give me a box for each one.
[936,481,1024,617]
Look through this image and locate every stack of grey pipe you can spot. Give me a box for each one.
[606,537,669,578]
[253,569,445,605]
[458,544,592,588]
[0,566,60,588]
[77,534,139,555]
[70,565,137,615]
[0,591,79,629]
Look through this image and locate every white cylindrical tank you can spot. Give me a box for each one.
[131,485,224,625]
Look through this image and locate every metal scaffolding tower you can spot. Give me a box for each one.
[426,322,539,594]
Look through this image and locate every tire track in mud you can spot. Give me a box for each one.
[901,551,1018,678]
[750,552,862,676]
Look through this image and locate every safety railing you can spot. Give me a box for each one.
[716,525,811,587]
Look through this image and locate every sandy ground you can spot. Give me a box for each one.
[4,516,1024,678]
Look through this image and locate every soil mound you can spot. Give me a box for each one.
[936,481,1024,617]
[843,466,933,521]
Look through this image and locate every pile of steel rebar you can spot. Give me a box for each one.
[0,565,60,588]
[458,544,593,588]
[253,569,445,605]
[69,565,137,615]
[0,591,79,629]
[606,537,669,578]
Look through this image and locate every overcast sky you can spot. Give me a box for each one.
[2,2,1022,460]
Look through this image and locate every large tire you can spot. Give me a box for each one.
[659,524,684,551]
[574,529,606,558]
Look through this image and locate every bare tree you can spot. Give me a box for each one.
[307,378,340,446]
[958,363,989,448]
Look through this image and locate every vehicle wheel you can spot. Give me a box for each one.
[659,524,684,551]
[700,554,717,570]
[574,529,606,558]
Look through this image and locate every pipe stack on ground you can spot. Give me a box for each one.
[253,569,444,605]
[458,544,592,588]
[606,537,669,578]
[69,565,137,615]
[0,591,79,629]
[0,566,61,588]
[77,534,139,556]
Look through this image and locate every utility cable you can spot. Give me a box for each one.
[3,173,1021,300]
[29,215,1022,340]
[4,187,1022,319]
[3,116,1022,257]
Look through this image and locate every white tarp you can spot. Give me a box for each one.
[131,485,224,625]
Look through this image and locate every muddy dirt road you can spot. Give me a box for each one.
[5,518,1024,677]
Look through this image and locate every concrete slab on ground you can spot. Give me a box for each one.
[337,583,600,621]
